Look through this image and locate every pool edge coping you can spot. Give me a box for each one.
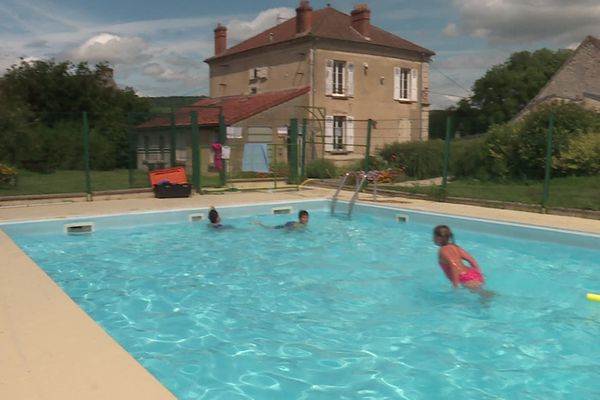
[1,189,599,399]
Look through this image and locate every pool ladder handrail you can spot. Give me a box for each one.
[331,171,368,217]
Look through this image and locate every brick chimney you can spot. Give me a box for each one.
[214,24,227,55]
[296,0,313,34]
[351,3,371,38]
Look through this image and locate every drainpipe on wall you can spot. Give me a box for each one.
[419,53,424,140]
[309,47,314,111]
[309,45,316,159]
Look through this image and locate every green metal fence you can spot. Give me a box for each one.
[1,110,598,212]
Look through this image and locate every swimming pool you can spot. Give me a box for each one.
[3,200,600,399]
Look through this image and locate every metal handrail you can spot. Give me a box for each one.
[331,171,368,217]
[331,172,350,215]
[347,173,367,217]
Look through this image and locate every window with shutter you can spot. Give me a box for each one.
[324,116,334,152]
[325,60,333,96]
[393,67,401,100]
[325,116,354,153]
[333,116,344,150]
[394,67,418,102]
[333,60,346,95]
[410,69,418,101]
[346,63,354,97]
[327,60,353,97]
[346,116,354,152]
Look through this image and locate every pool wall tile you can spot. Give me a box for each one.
[2,199,598,250]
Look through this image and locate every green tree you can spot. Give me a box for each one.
[485,102,600,179]
[445,48,573,135]
[0,85,32,165]
[0,59,150,170]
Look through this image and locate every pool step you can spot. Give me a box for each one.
[64,222,95,235]
[272,207,292,215]
[188,213,205,222]
[396,214,409,223]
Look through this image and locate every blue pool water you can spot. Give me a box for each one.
[4,202,600,399]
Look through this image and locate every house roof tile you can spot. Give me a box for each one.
[138,87,310,129]
[205,6,434,63]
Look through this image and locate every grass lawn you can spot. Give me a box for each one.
[0,169,223,197]
[0,169,149,196]
[384,176,600,211]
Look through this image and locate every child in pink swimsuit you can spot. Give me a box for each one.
[433,225,494,298]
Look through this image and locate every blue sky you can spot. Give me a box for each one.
[1,0,598,109]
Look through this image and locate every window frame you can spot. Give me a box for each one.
[326,59,354,97]
[332,60,346,96]
[325,115,354,153]
[394,67,418,102]
[333,116,345,150]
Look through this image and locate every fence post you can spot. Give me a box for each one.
[81,111,92,200]
[442,116,452,189]
[289,118,299,184]
[301,118,307,178]
[127,112,135,188]
[364,119,373,171]
[218,113,227,187]
[191,111,201,193]
[170,108,177,167]
[542,112,555,210]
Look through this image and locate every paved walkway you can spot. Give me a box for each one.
[1,187,599,399]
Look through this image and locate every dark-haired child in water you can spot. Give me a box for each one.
[208,207,233,229]
[253,210,309,230]
[433,225,494,298]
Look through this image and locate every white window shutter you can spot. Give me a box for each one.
[325,115,334,152]
[393,67,400,100]
[325,60,333,96]
[249,68,255,80]
[345,116,354,152]
[346,62,354,96]
[410,68,418,102]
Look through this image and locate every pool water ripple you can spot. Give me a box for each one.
[7,210,600,399]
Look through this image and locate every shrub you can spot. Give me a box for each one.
[484,122,524,179]
[554,132,600,175]
[305,159,337,178]
[270,161,289,176]
[379,140,444,179]
[340,156,387,174]
[0,163,18,185]
[449,137,490,179]
[483,103,600,179]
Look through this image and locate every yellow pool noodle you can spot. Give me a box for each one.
[586,293,600,302]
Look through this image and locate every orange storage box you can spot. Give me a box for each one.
[148,167,191,198]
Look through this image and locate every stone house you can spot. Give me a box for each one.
[516,35,600,118]
[139,1,434,173]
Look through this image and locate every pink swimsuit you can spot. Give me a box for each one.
[439,245,484,286]
[458,268,484,284]
[439,262,484,285]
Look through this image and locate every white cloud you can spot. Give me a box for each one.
[443,23,459,37]
[69,33,152,65]
[450,0,600,44]
[165,52,202,68]
[142,62,192,82]
[226,7,295,43]
[139,61,207,96]
[436,53,506,70]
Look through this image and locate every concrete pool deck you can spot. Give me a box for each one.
[1,187,599,399]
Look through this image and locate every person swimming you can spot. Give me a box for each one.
[253,210,309,230]
[433,225,494,298]
[208,207,232,229]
